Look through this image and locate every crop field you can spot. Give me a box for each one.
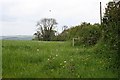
[2,40,117,78]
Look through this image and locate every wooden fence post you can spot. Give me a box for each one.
[73,38,74,47]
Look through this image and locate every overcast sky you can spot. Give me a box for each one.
[0,0,112,36]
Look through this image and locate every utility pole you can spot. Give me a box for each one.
[100,2,102,24]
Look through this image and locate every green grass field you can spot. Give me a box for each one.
[2,40,118,78]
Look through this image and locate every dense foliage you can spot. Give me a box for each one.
[57,22,101,46]
[102,1,120,74]
[102,1,120,49]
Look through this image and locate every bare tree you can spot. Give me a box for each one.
[62,25,68,31]
[36,18,58,41]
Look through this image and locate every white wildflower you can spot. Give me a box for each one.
[64,61,66,63]
[37,49,39,51]
[56,54,58,57]
[60,63,62,65]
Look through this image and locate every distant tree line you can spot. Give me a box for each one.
[56,22,101,46]
[33,19,101,46]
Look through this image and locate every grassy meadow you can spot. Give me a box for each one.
[2,40,118,78]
